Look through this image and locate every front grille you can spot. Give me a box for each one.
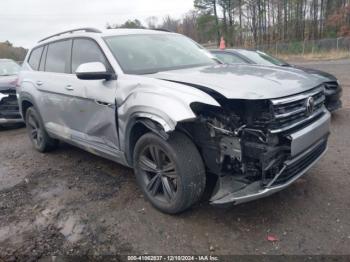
[269,86,325,133]
[0,93,21,119]
[273,140,327,185]
[0,89,16,95]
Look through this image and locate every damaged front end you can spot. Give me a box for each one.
[0,89,23,125]
[182,86,330,205]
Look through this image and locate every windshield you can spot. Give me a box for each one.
[0,60,20,76]
[238,50,289,66]
[105,34,217,74]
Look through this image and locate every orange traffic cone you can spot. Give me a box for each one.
[219,37,226,50]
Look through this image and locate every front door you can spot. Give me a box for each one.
[67,38,119,152]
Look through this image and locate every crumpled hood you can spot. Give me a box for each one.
[148,64,324,100]
[0,75,17,91]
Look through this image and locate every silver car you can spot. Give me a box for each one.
[18,28,330,214]
[210,49,342,112]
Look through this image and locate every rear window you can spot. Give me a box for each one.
[214,52,247,64]
[28,47,44,70]
[45,40,72,73]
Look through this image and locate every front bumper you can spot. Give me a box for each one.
[0,89,23,125]
[210,111,330,205]
[0,118,23,124]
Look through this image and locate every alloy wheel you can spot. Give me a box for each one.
[138,145,178,203]
[27,113,43,148]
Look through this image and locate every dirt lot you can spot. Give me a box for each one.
[0,59,350,260]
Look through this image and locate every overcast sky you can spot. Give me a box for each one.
[0,0,194,48]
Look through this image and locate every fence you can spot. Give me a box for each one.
[203,37,350,56]
[257,37,350,56]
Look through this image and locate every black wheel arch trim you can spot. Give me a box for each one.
[125,117,170,166]
[19,92,43,124]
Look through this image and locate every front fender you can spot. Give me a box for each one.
[117,76,220,152]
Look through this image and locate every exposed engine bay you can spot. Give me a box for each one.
[179,88,330,205]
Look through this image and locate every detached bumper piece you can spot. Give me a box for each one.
[210,138,327,205]
[0,90,23,124]
[325,81,342,112]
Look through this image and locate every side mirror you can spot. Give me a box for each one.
[76,62,114,80]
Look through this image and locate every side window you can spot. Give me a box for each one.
[28,46,44,70]
[215,53,247,64]
[45,40,71,73]
[39,45,48,71]
[72,39,108,73]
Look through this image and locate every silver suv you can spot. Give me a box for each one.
[18,28,330,214]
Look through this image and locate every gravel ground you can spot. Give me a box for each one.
[0,59,350,260]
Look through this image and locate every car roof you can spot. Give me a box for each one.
[103,28,172,37]
[0,59,15,62]
[210,48,257,53]
[37,28,175,46]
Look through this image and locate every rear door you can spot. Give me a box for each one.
[35,39,86,138]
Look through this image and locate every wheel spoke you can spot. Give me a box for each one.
[149,146,157,161]
[139,156,157,173]
[149,146,162,169]
[163,171,177,179]
[28,116,37,129]
[161,162,176,178]
[162,162,175,172]
[161,176,175,201]
[31,129,38,138]
[146,174,161,196]
[37,130,43,144]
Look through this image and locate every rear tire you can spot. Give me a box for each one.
[25,107,59,152]
[133,131,206,214]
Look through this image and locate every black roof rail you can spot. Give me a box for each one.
[38,27,102,43]
[153,28,172,32]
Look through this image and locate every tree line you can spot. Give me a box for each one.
[108,0,350,47]
[0,41,27,61]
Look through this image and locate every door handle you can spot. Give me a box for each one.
[95,100,112,107]
[65,85,74,91]
[36,81,43,86]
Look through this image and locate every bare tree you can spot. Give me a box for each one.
[146,16,159,29]
[106,0,350,47]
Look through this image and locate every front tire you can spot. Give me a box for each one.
[25,107,59,152]
[133,131,206,214]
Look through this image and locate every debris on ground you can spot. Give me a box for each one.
[267,234,278,242]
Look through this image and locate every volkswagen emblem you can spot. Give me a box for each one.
[306,97,315,116]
